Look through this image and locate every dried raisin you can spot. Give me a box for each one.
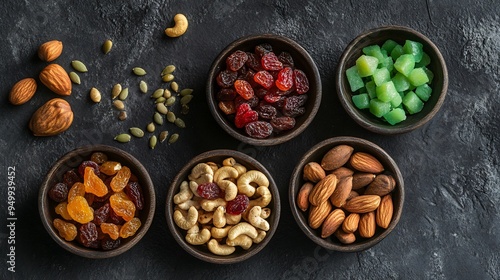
[216,70,238,88]
[234,80,254,100]
[216,88,237,101]
[100,223,120,240]
[253,71,274,89]
[275,67,294,91]
[245,52,263,71]
[261,52,283,71]
[53,218,77,241]
[67,196,94,224]
[84,166,109,197]
[226,194,250,215]
[108,208,125,225]
[124,181,144,210]
[63,169,81,187]
[109,192,136,222]
[245,121,273,139]
[93,203,110,225]
[226,50,248,71]
[197,182,223,199]
[278,51,294,68]
[219,101,237,115]
[78,160,100,178]
[256,105,277,120]
[67,182,86,202]
[78,222,98,248]
[49,182,68,202]
[90,152,108,165]
[235,103,258,128]
[55,202,72,220]
[294,69,309,94]
[255,43,273,57]
[119,217,141,238]
[234,95,259,109]
[99,161,122,176]
[110,166,131,193]
[101,237,121,250]
[271,116,296,131]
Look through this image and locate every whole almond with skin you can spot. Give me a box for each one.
[39,64,72,96]
[352,173,376,189]
[359,211,376,238]
[343,195,381,213]
[346,190,360,201]
[321,145,354,171]
[365,174,395,196]
[303,162,326,183]
[376,194,393,229]
[342,212,360,233]
[329,176,353,207]
[330,167,354,180]
[297,182,313,212]
[308,200,332,229]
[29,98,73,136]
[38,40,63,62]
[321,209,345,238]
[9,78,37,105]
[334,229,356,244]
[309,174,337,206]
[349,152,384,173]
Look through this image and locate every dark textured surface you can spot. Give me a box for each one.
[0,1,498,279]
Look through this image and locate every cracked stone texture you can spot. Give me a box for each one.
[0,1,499,279]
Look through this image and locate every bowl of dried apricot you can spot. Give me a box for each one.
[289,136,404,252]
[38,145,155,258]
[166,149,280,263]
[206,34,322,146]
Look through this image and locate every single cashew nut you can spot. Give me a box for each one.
[211,225,232,239]
[260,208,271,219]
[207,239,235,256]
[250,186,272,208]
[225,213,242,225]
[226,234,253,250]
[252,230,267,244]
[189,163,214,180]
[177,199,200,210]
[201,198,226,212]
[233,163,247,177]
[214,166,239,201]
[206,162,219,173]
[213,206,226,228]
[193,174,213,185]
[173,206,198,230]
[165,13,188,38]
[185,225,211,245]
[189,181,200,197]
[174,181,193,204]
[198,210,213,224]
[222,157,237,166]
[248,206,270,231]
[237,170,269,197]
[227,222,258,240]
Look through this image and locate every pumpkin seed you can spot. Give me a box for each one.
[112,84,122,99]
[171,81,179,92]
[90,87,101,103]
[165,96,176,106]
[146,122,155,133]
[69,71,81,84]
[149,135,157,149]
[180,88,193,97]
[181,104,189,115]
[139,80,148,93]
[113,100,125,110]
[166,111,176,123]
[133,67,147,76]
[156,103,168,115]
[168,133,179,144]
[102,39,113,54]
[114,133,131,143]
[174,118,186,128]
[161,65,176,76]
[119,87,129,101]
[180,95,193,105]
[152,88,164,99]
[129,127,145,138]
[163,89,172,98]
[155,97,166,104]
[159,131,169,143]
[153,112,163,125]
[71,60,88,72]
[162,73,174,82]
[118,111,127,121]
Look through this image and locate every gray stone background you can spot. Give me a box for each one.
[0,0,498,279]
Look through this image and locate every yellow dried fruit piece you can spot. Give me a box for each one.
[53,218,77,241]
[66,196,94,224]
[84,166,108,197]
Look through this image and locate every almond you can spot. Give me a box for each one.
[329,167,354,180]
[343,195,381,213]
[9,78,37,105]
[352,172,376,189]
[346,190,360,201]
[321,145,354,171]
[329,176,352,207]
[342,213,360,233]
[303,162,326,183]
[308,174,337,206]
[297,182,313,212]
[334,229,356,244]
[321,209,345,238]
[365,174,395,196]
[359,211,376,238]
[29,98,73,136]
[38,40,63,62]
[39,64,72,96]
[376,194,393,229]
[308,200,332,229]
[349,152,384,173]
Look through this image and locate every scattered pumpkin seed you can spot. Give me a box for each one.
[90,87,101,103]
[114,133,131,143]
[129,127,145,138]
[113,100,125,110]
[102,39,113,54]
[171,81,179,92]
[112,84,122,99]
[133,67,147,76]
[174,118,186,128]
[118,111,127,121]
[139,80,148,93]
[165,96,176,106]
[168,133,179,144]
[147,122,155,133]
[149,135,157,149]
[162,73,174,82]
[156,103,168,115]
[166,111,176,123]
[152,88,164,99]
[155,97,166,104]
[163,89,172,98]
[153,112,163,125]
[69,71,81,84]
[180,88,193,97]
[159,131,169,143]
[119,87,129,101]
[71,60,88,72]
[161,65,176,76]
[180,95,193,105]
[181,104,189,115]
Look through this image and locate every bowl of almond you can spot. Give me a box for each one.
[289,136,404,252]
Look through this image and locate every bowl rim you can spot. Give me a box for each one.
[335,25,449,134]
[165,149,281,264]
[289,136,405,252]
[38,144,156,258]
[206,33,322,146]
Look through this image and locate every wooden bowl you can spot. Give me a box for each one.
[206,34,322,146]
[38,145,156,258]
[289,137,404,252]
[336,25,448,134]
[166,150,281,263]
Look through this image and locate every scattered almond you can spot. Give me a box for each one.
[38,40,63,62]
[39,64,72,96]
[29,98,73,136]
[9,78,37,105]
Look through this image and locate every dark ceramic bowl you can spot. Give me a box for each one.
[289,137,404,252]
[336,25,448,134]
[39,145,156,258]
[207,34,322,146]
[166,150,281,263]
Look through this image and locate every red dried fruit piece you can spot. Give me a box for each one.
[284,95,308,110]
[100,161,122,176]
[245,52,263,71]
[253,70,274,89]
[235,104,258,128]
[256,105,277,119]
[235,95,259,109]
[78,222,98,248]
[93,203,110,226]
[226,50,248,71]
[278,51,294,68]
[78,160,100,178]
[53,218,77,241]
[219,101,236,115]
[109,192,136,222]
[255,43,273,57]
[124,181,144,210]
[110,166,131,193]
[49,182,68,202]
[294,69,309,94]
[84,166,109,197]
[226,194,250,215]
[216,70,238,88]
[120,217,141,238]
[283,106,306,118]
[108,208,125,225]
[261,52,283,71]
[100,223,120,240]
[255,88,268,99]
[216,88,237,101]
[275,67,294,91]
[271,116,296,131]
[67,196,94,224]
[234,80,254,100]
[197,182,223,199]
[245,121,273,139]
[63,169,81,187]
[101,237,121,250]
[264,90,283,104]
[90,152,108,165]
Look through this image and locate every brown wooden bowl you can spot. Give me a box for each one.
[206,34,322,146]
[336,25,448,134]
[166,149,281,263]
[38,145,156,258]
[289,137,404,252]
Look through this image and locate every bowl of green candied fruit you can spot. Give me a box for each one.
[336,25,448,134]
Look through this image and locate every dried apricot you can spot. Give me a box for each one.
[53,218,77,241]
[119,217,141,238]
[84,166,109,197]
[67,196,94,224]
[109,192,136,222]
[110,166,131,192]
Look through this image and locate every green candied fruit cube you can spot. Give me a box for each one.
[381,48,388,58]
[415,84,432,101]
[379,56,394,72]
[408,68,429,87]
[390,44,404,60]
[346,66,364,92]
[356,55,379,77]
[394,54,416,77]
[369,99,391,118]
[376,81,398,102]
[352,93,370,109]
[402,91,424,114]
[424,67,434,84]
[392,72,411,92]
[403,40,424,63]
[382,39,399,54]
[373,67,391,86]
[366,80,377,99]
[383,108,407,125]
[390,92,402,108]
[363,45,385,63]
[415,52,431,68]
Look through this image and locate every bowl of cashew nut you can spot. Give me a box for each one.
[166,149,281,263]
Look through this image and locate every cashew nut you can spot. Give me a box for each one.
[174,181,193,204]
[248,206,270,231]
[226,234,253,250]
[173,206,198,230]
[164,13,188,38]
[249,186,272,208]
[189,181,200,197]
[177,199,200,210]
[260,208,271,219]
[185,225,211,245]
[198,210,213,224]
[207,239,235,256]
[201,198,226,212]
[188,163,214,180]
[237,170,269,197]
[193,174,214,185]
[211,225,232,239]
[252,230,267,244]
[214,166,239,201]
[227,222,258,240]
[213,206,226,228]
[222,157,236,166]
[233,163,247,177]
[225,213,241,225]
[206,162,219,173]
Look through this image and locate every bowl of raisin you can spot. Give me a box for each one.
[207,34,322,146]
[38,145,156,258]
[165,149,281,263]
